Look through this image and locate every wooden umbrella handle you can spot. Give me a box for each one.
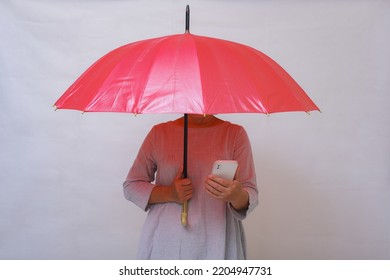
[181,201,188,226]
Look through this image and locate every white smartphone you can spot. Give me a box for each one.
[211,160,238,180]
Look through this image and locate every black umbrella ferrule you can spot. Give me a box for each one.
[185,5,190,33]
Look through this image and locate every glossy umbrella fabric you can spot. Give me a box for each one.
[54,33,319,114]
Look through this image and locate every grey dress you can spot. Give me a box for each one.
[123,121,258,259]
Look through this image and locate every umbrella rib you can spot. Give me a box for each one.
[190,34,205,114]
[133,37,168,114]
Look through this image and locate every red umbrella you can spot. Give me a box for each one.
[55,6,319,225]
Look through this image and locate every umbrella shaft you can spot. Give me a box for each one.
[182,113,189,226]
[183,113,188,178]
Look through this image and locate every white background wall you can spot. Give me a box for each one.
[1,0,389,259]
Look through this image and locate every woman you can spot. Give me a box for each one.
[123,114,258,259]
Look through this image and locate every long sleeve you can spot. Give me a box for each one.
[123,127,157,211]
[228,127,258,220]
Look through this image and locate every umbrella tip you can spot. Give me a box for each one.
[53,104,58,111]
[185,5,190,33]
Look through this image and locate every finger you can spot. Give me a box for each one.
[180,190,193,202]
[180,185,193,192]
[205,178,222,193]
[205,180,220,192]
[234,166,240,180]
[205,186,223,200]
[175,166,184,179]
[205,180,223,196]
[207,175,229,188]
[180,178,192,186]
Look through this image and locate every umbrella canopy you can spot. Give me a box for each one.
[55,32,319,115]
